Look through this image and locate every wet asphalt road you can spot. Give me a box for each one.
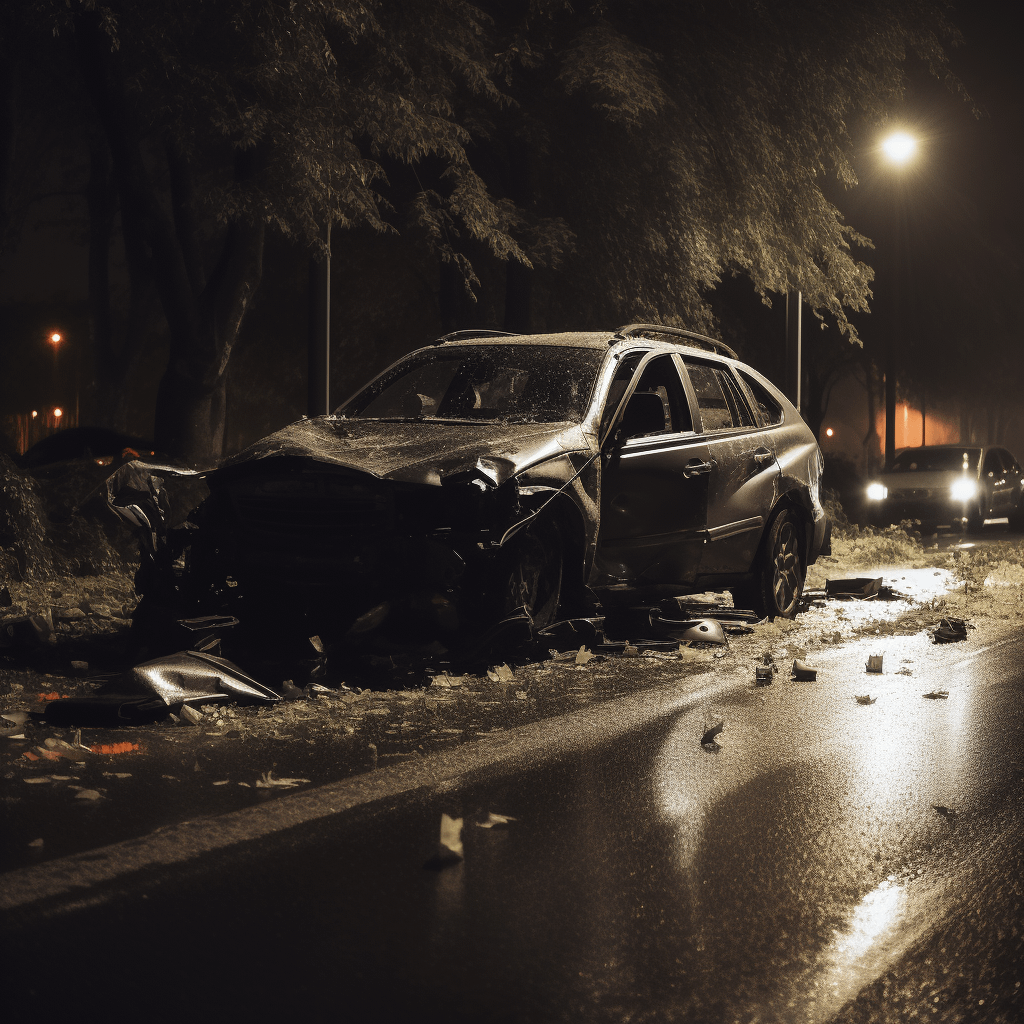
[3,624,1022,1022]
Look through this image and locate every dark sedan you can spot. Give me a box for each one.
[142,325,830,644]
[866,445,1024,533]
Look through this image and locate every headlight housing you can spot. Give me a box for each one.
[950,478,978,502]
[866,482,888,501]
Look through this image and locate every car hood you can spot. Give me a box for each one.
[217,417,593,486]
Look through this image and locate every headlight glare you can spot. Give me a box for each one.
[866,482,887,501]
[950,478,978,502]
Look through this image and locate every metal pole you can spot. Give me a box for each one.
[785,290,802,413]
[307,221,331,417]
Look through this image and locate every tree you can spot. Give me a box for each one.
[7,0,967,463]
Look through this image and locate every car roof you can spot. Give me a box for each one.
[438,330,740,364]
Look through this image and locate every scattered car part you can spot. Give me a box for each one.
[826,578,883,599]
[791,659,817,681]
[855,695,877,705]
[932,617,969,643]
[866,654,884,673]
[701,720,725,747]
[922,690,950,699]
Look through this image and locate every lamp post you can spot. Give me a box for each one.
[879,130,917,468]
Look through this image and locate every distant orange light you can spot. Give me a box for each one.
[53,407,63,418]
[49,332,62,345]
[31,410,38,419]
[825,428,834,437]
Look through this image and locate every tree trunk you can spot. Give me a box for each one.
[76,14,265,463]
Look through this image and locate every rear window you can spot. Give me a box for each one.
[737,370,784,426]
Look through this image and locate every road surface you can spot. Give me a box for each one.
[3,615,1021,1022]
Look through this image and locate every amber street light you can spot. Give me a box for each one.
[49,332,62,346]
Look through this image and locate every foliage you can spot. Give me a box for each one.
[2,0,966,460]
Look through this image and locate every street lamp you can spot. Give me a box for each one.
[879,129,918,468]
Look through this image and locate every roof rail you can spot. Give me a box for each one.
[435,329,519,345]
[613,323,738,361]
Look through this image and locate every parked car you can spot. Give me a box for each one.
[865,444,1024,533]
[143,325,830,644]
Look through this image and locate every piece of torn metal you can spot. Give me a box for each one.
[866,654,884,673]
[130,650,280,706]
[826,577,883,600]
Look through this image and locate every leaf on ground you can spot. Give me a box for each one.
[24,777,51,784]
[487,664,515,683]
[74,789,103,801]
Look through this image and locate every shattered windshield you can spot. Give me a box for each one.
[339,344,605,423]
[891,448,981,473]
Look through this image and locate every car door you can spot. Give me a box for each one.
[596,353,712,585]
[680,356,780,576]
[981,449,1008,516]
[989,449,1015,515]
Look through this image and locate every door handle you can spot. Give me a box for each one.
[682,458,714,478]
[753,447,774,465]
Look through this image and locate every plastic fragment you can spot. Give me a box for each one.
[476,811,516,829]
[791,659,818,681]
[424,813,464,869]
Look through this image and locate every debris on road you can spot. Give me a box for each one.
[855,695,877,705]
[424,813,464,869]
[253,771,311,789]
[865,654,884,673]
[825,577,883,600]
[932,617,969,643]
[791,659,818,681]
[476,811,516,828]
[754,653,776,686]
[922,690,950,700]
[700,720,725,749]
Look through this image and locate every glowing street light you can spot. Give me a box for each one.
[881,131,917,165]
[49,332,62,346]
[825,427,834,437]
[53,407,63,419]
[878,129,919,468]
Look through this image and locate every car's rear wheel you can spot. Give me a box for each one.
[733,509,804,620]
[501,516,563,628]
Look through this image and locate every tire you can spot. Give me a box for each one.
[1009,501,1024,533]
[966,501,985,534]
[500,516,563,628]
[733,509,805,620]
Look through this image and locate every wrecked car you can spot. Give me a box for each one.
[865,444,1024,533]
[135,324,830,647]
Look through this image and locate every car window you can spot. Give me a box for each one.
[737,370,784,426]
[626,355,693,434]
[342,344,605,423]
[599,351,646,438]
[683,359,755,431]
[984,450,1003,475]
